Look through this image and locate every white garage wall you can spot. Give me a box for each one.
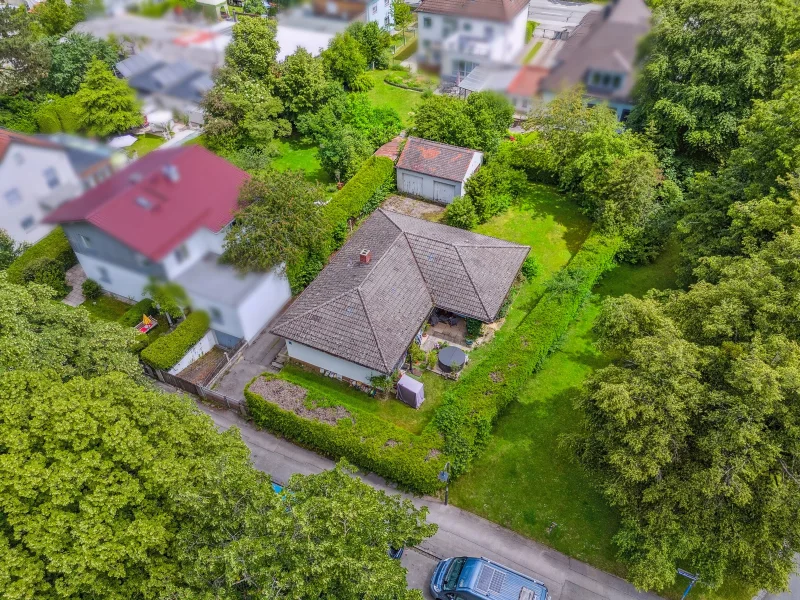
[396,168,465,205]
[168,329,216,375]
[285,341,384,385]
[236,270,292,341]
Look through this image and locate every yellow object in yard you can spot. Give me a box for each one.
[143,314,153,326]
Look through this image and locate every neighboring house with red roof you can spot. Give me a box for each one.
[44,145,291,347]
[1,129,115,245]
[416,0,531,79]
[457,64,549,118]
[396,137,483,204]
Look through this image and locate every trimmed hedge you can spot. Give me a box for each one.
[6,227,77,286]
[432,231,622,474]
[118,298,157,328]
[141,311,210,370]
[245,373,446,494]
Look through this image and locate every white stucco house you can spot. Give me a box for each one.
[416,0,530,80]
[0,129,115,245]
[395,137,483,205]
[45,145,291,348]
[271,209,529,386]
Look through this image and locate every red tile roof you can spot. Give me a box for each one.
[416,0,528,22]
[0,128,61,161]
[373,135,404,161]
[44,146,249,261]
[507,65,549,97]
[396,137,481,182]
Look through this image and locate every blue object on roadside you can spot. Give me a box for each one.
[272,482,283,493]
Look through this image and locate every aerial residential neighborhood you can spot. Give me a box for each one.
[1,0,799,599]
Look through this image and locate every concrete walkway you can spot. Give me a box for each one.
[212,327,284,397]
[192,400,664,600]
[63,264,87,307]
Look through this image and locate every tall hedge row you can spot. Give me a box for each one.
[431,231,622,474]
[141,311,210,370]
[6,227,77,285]
[245,374,446,494]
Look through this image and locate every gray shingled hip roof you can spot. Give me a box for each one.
[271,209,529,373]
[396,137,482,183]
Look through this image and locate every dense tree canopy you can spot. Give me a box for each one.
[629,0,799,163]
[322,32,367,89]
[411,91,513,153]
[222,16,279,83]
[0,231,25,270]
[0,275,140,381]
[223,170,327,272]
[43,33,119,97]
[31,0,78,37]
[275,48,335,123]
[347,21,392,69]
[0,370,436,598]
[74,57,142,136]
[0,6,51,94]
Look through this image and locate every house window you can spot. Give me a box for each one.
[485,25,493,36]
[98,266,111,283]
[44,167,60,189]
[14,153,24,166]
[423,39,431,48]
[210,306,224,324]
[5,188,22,206]
[454,60,478,78]
[174,244,189,263]
[463,22,471,31]
[423,16,431,27]
[372,4,377,13]
[20,216,35,231]
[522,98,530,110]
[385,14,390,25]
[384,0,389,5]
[79,234,92,249]
[135,253,151,268]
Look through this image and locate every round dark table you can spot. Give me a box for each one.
[438,346,466,373]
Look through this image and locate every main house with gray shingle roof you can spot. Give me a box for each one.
[396,137,483,205]
[271,209,529,385]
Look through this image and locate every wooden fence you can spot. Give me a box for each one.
[142,362,249,417]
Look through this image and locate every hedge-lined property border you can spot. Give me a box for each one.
[6,227,77,285]
[431,231,622,474]
[141,311,210,370]
[245,373,447,494]
[323,155,395,234]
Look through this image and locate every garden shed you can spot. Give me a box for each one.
[396,137,483,205]
[396,374,424,409]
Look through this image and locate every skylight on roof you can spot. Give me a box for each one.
[136,196,154,210]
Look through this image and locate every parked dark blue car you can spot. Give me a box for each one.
[430,557,549,600]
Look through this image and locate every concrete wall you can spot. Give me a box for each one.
[168,329,216,375]
[236,270,291,341]
[396,153,482,204]
[0,144,83,245]
[285,341,384,385]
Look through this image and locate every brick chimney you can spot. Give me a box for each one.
[360,249,371,264]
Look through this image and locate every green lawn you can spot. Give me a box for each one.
[449,240,682,576]
[523,41,544,64]
[364,70,431,127]
[80,296,132,322]
[128,134,165,157]
[271,136,332,184]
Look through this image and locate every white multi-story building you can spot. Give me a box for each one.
[416,0,530,80]
[0,129,114,245]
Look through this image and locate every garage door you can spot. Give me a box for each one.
[403,173,423,196]
[433,181,457,204]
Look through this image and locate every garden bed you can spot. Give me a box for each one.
[383,70,438,93]
[249,376,352,426]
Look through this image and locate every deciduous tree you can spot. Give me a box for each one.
[276,47,334,123]
[348,21,392,69]
[223,15,279,83]
[32,0,77,37]
[74,57,142,136]
[43,32,119,96]
[223,170,327,272]
[322,32,367,89]
[0,6,51,94]
[0,230,25,270]
[392,0,413,42]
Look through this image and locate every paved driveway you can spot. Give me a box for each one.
[192,401,665,600]
[212,327,284,399]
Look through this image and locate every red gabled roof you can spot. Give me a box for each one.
[0,128,61,161]
[44,145,249,261]
[396,137,481,182]
[507,65,549,98]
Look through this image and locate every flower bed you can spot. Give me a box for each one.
[383,71,437,92]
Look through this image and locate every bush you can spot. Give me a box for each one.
[118,298,157,328]
[245,374,446,494]
[444,196,477,230]
[81,278,102,300]
[433,231,622,474]
[349,73,374,92]
[7,227,76,286]
[465,318,483,338]
[526,21,536,44]
[141,311,210,370]
[21,256,69,296]
[520,255,541,279]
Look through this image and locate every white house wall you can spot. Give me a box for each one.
[236,270,292,341]
[366,0,392,29]
[0,144,83,245]
[75,251,152,301]
[168,329,216,375]
[187,291,244,339]
[286,341,384,385]
[160,227,227,279]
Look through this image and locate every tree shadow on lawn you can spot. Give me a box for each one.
[515,183,593,255]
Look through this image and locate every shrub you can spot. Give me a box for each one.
[444,196,477,230]
[465,318,483,338]
[7,227,77,286]
[409,342,426,365]
[526,21,536,44]
[118,298,157,328]
[245,374,446,494]
[349,73,375,92]
[323,155,395,236]
[21,256,68,296]
[433,231,622,474]
[521,255,541,279]
[141,311,210,370]
[81,278,102,300]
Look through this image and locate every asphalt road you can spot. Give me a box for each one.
[188,398,665,600]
